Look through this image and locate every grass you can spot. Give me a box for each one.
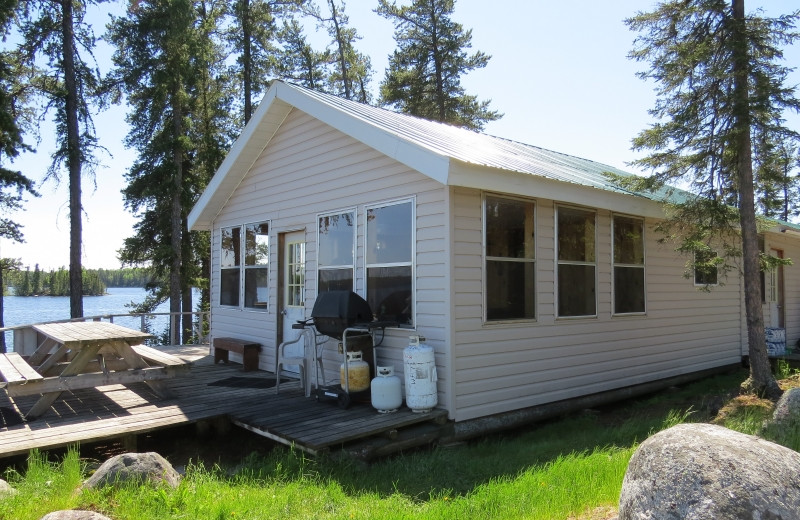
[1,366,798,520]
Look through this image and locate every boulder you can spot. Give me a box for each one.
[618,423,800,519]
[83,452,180,489]
[0,479,17,497]
[770,387,800,426]
[40,512,112,520]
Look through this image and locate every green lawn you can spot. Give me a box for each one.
[1,366,796,520]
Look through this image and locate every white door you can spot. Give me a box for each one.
[280,231,307,367]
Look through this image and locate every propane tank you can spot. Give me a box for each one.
[340,351,370,392]
[403,336,438,413]
[371,365,402,413]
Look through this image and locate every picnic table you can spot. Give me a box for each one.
[0,321,188,421]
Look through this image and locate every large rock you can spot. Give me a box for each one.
[619,423,800,519]
[0,479,17,497]
[771,387,800,427]
[83,452,180,489]
[40,512,112,520]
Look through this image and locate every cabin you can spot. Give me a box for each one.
[188,80,800,427]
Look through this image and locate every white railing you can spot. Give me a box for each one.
[0,311,210,354]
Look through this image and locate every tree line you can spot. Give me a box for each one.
[4,265,156,296]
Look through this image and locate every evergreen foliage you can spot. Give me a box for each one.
[16,0,110,319]
[376,0,501,130]
[626,0,800,398]
[6,266,153,295]
[308,0,373,103]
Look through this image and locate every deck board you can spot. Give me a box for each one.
[0,349,448,459]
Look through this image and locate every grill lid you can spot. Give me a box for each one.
[311,291,373,339]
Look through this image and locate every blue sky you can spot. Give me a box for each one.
[2,0,799,270]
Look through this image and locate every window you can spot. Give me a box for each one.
[243,223,269,309]
[613,216,645,314]
[484,195,535,321]
[220,226,241,307]
[557,206,596,317]
[366,199,413,326]
[694,249,718,286]
[219,222,269,310]
[318,210,355,292]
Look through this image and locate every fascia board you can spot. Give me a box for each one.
[188,88,291,231]
[275,84,451,185]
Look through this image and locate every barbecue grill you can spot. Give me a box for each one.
[310,291,381,408]
[310,290,374,339]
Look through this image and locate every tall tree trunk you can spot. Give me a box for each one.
[62,0,83,318]
[170,89,183,346]
[181,218,192,344]
[329,0,350,99]
[732,0,781,398]
[242,0,252,123]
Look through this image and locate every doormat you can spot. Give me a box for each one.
[0,406,24,427]
[207,376,284,389]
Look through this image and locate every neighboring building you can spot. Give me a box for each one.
[188,81,800,424]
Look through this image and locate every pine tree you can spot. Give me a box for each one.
[226,0,303,123]
[109,0,230,344]
[277,18,329,90]
[17,0,109,318]
[376,0,501,130]
[309,0,373,103]
[626,0,800,398]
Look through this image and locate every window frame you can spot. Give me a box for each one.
[218,221,271,311]
[317,208,357,294]
[482,193,537,323]
[612,214,646,316]
[243,222,270,310]
[555,205,597,319]
[364,197,416,327]
[693,249,719,286]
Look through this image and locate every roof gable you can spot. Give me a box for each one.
[189,81,656,230]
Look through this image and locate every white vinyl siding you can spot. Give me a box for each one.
[211,109,447,387]
[452,189,742,422]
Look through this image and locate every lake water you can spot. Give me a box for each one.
[2,287,176,349]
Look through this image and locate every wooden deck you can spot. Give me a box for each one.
[0,347,449,460]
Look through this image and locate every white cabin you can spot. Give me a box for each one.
[189,81,800,424]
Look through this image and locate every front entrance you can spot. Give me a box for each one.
[278,231,307,371]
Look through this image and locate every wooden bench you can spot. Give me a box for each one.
[213,337,261,372]
[0,353,44,387]
[131,345,189,368]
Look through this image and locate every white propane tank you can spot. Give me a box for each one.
[340,351,370,392]
[371,366,402,413]
[403,335,438,413]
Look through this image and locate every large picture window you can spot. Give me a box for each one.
[366,199,414,326]
[484,195,535,321]
[557,206,596,317]
[613,215,645,314]
[219,222,269,310]
[318,210,355,293]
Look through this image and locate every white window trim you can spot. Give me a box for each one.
[316,208,357,293]
[611,214,647,316]
[364,197,416,328]
[482,193,537,323]
[218,221,271,312]
[555,204,598,319]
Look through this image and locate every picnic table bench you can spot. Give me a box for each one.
[0,321,189,421]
